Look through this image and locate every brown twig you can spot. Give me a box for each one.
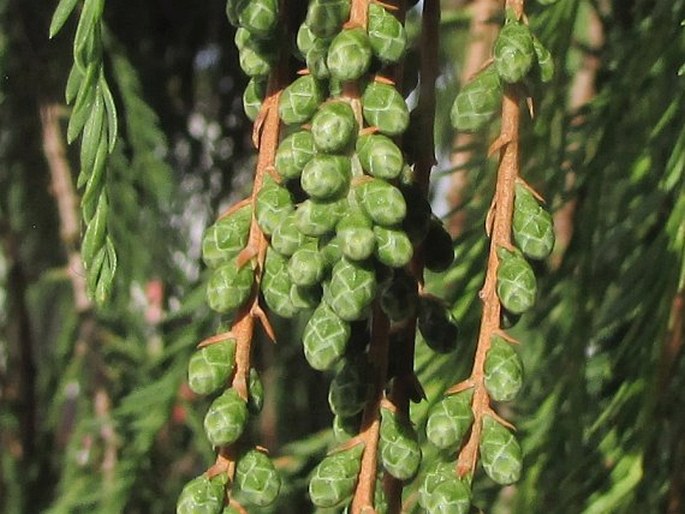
[342,0,369,121]
[454,0,524,477]
[94,387,118,484]
[40,102,122,482]
[346,1,387,510]
[350,0,371,27]
[40,104,92,314]
[205,58,285,492]
[661,291,685,513]
[657,291,684,394]
[350,304,391,513]
[346,0,408,510]
[234,65,287,400]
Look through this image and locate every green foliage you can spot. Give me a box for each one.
[234,449,281,506]
[496,247,537,314]
[426,390,474,450]
[308,443,363,508]
[484,336,523,402]
[56,0,119,305]
[203,388,248,447]
[188,339,237,395]
[450,66,502,132]
[493,17,535,83]
[49,0,80,38]
[379,407,422,480]
[512,183,555,260]
[302,302,351,370]
[531,35,554,82]
[361,82,410,136]
[326,28,373,81]
[176,474,226,514]
[278,75,325,125]
[2,1,683,513]
[367,2,407,64]
[328,356,370,417]
[479,416,523,485]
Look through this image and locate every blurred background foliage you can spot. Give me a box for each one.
[0,0,684,512]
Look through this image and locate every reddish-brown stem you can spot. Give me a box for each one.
[231,71,283,401]
[205,62,285,487]
[350,304,391,513]
[342,0,369,120]
[347,3,386,508]
[456,80,521,478]
[350,0,370,27]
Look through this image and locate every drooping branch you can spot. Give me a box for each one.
[455,84,520,477]
[231,77,284,401]
[452,0,525,477]
[204,59,286,490]
[347,0,388,509]
[383,0,439,508]
[41,102,120,483]
[387,0,439,416]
